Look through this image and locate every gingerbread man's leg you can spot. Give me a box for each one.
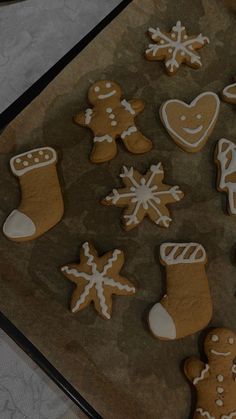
[91,134,117,163]
[121,125,152,154]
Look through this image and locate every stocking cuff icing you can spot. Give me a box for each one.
[160,242,206,265]
[10,147,57,176]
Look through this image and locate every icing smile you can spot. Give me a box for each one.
[210,349,231,356]
[98,90,116,99]
[183,125,203,135]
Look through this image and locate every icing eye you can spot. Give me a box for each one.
[94,86,100,92]
[196,114,202,120]
[228,337,234,345]
[106,82,111,88]
[180,115,186,121]
[211,335,219,342]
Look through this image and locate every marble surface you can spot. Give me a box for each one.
[0,0,122,113]
[0,0,236,418]
[0,329,83,419]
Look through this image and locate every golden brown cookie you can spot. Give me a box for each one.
[222,76,236,104]
[160,92,220,152]
[3,147,64,241]
[184,328,236,418]
[102,163,184,231]
[145,20,209,75]
[74,80,152,163]
[215,138,236,215]
[61,242,136,320]
[148,242,212,340]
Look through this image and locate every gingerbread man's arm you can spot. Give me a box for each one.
[184,357,208,385]
[74,108,94,127]
[128,99,145,115]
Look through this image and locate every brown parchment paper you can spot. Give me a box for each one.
[1,0,236,417]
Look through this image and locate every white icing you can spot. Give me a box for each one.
[23,161,29,166]
[85,108,93,124]
[217,387,224,394]
[229,337,234,344]
[183,125,203,134]
[109,114,115,119]
[10,147,57,177]
[216,399,223,406]
[94,135,113,143]
[211,335,219,342]
[232,364,236,374]
[105,163,182,228]
[217,138,236,215]
[98,90,116,100]
[111,121,117,126]
[94,86,100,92]
[148,303,176,339]
[121,126,137,139]
[211,349,231,356]
[62,242,135,319]
[160,242,206,265]
[217,375,224,382]
[221,412,236,419]
[121,99,135,115]
[27,153,32,158]
[196,408,215,419]
[106,107,112,113]
[3,209,36,239]
[106,82,111,88]
[34,158,39,163]
[146,21,209,73]
[160,92,220,150]
[180,115,186,121]
[193,364,209,385]
[223,82,236,99]
[197,113,202,119]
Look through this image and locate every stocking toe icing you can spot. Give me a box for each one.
[148,303,176,339]
[3,210,36,239]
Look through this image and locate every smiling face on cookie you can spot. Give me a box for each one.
[88,81,122,104]
[204,328,236,362]
[160,92,220,152]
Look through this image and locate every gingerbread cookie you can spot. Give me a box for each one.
[61,242,136,319]
[102,163,184,231]
[160,92,220,152]
[184,328,236,419]
[145,20,209,75]
[148,243,212,340]
[222,77,236,104]
[74,80,152,163]
[3,147,64,241]
[215,138,236,215]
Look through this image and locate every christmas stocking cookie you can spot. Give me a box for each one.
[222,76,236,104]
[61,242,136,319]
[148,243,212,340]
[74,80,152,163]
[215,138,236,215]
[3,147,64,241]
[184,328,236,419]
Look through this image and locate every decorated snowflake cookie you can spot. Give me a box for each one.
[61,242,136,319]
[102,163,184,231]
[145,20,209,75]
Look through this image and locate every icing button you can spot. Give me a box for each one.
[168,48,173,53]
[217,386,224,394]
[16,158,21,163]
[23,161,29,167]
[171,33,176,39]
[111,121,117,126]
[160,40,165,44]
[34,158,39,163]
[109,114,115,119]
[217,375,224,382]
[27,153,32,158]
[45,154,49,160]
[215,399,223,407]
[106,107,112,113]
[39,150,44,155]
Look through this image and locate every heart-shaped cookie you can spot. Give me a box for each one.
[160,92,220,152]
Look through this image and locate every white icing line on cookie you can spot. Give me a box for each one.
[217,138,236,215]
[98,90,116,100]
[223,82,236,99]
[193,364,209,385]
[94,135,113,143]
[183,125,203,134]
[121,126,137,139]
[210,349,231,356]
[160,92,220,149]
[196,408,215,419]
[121,99,135,115]
[10,147,57,176]
[160,242,206,265]
[221,412,236,419]
[85,108,93,124]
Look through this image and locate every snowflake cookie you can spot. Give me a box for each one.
[145,20,209,75]
[102,163,184,231]
[61,242,136,319]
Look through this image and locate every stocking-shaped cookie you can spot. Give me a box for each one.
[74,80,152,163]
[215,139,236,215]
[148,243,212,340]
[184,328,236,419]
[222,76,236,104]
[3,147,64,241]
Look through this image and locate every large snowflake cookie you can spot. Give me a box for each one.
[215,138,236,215]
[160,92,220,153]
[184,328,236,419]
[222,76,236,105]
[145,20,209,75]
[74,80,152,163]
[102,163,184,231]
[61,242,136,319]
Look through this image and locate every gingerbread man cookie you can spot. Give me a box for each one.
[222,77,236,104]
[102,163,184,231]
[74,80,152,163]
[61,242,136,319]
[184,328,236,419]
[145,20,209,75]
[215,139,236,215]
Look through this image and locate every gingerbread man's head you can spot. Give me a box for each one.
[204,328,236,363]
[88,80,122,104]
